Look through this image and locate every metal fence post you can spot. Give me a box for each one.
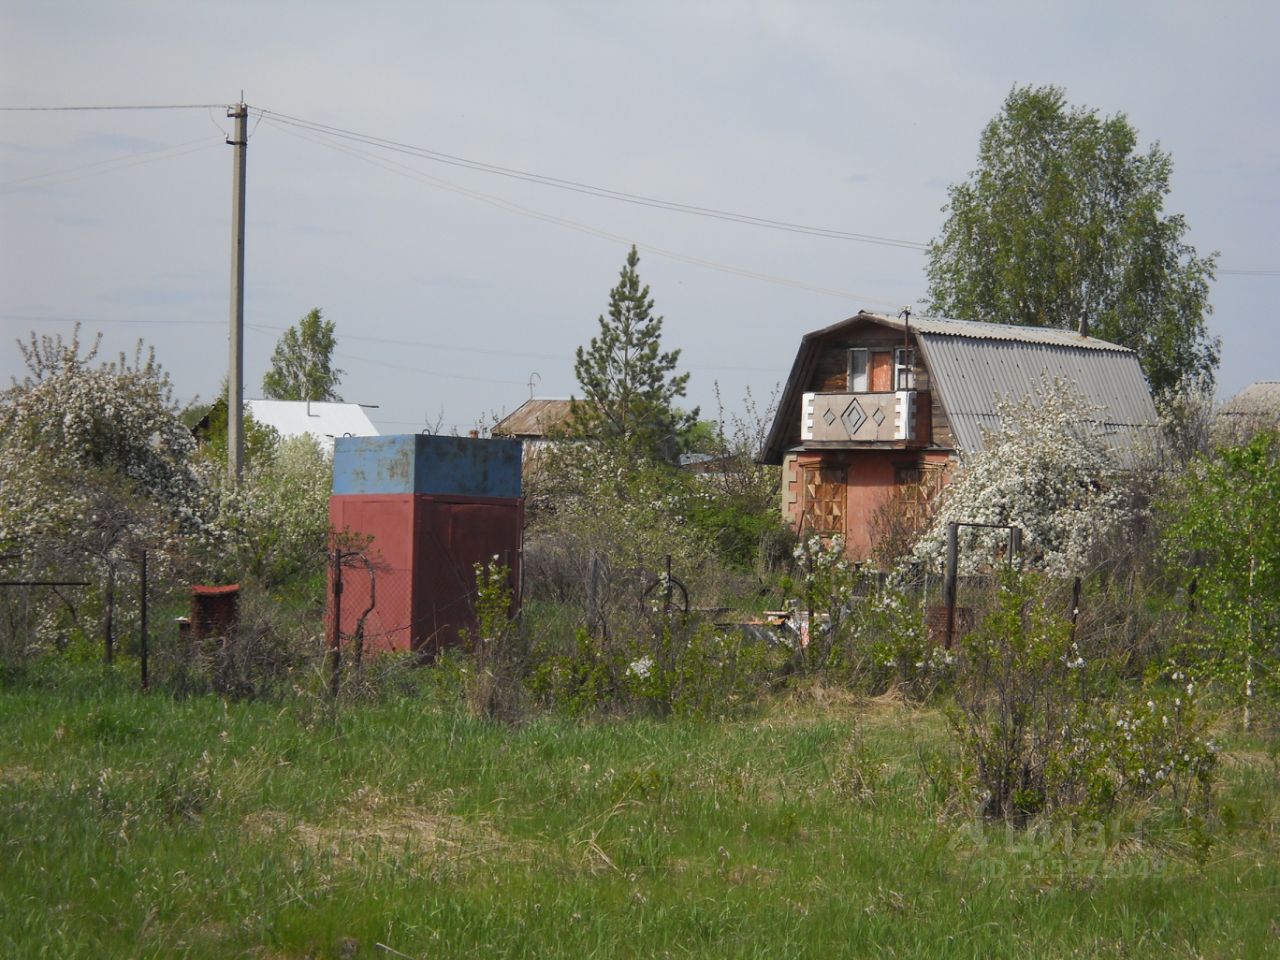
[138,550,148,691]
[944,522,959,649]
[327,550,343,699]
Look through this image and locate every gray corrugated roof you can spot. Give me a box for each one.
[1214,381,1280,443]
[917,335,1158,465]
[1218,381,1280,418]
[902,315,1129,351]
[760,310,1159,466]
[811,311,1133,351]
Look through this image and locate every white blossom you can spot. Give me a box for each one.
[912,377,1137,576]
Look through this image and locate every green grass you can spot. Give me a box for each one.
[1,667,1278,958]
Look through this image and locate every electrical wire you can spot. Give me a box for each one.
[339,351,528,387]
[258,115,904,309]
[2,101,1273,276]
[0,137,218,194]
[252,108,929,251]
[0,317,220,332]
[256,108,1279,278]
[0,103,229,111]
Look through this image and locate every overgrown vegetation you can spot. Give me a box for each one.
[1,666,1277,959]
[2,297,1279,955]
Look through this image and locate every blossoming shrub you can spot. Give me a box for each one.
[624,622,785,719]
[952,570,1216,824]
[212,435,332,589]
[914,377,1137,577]
[0,329,216,662]
[523,610,784,719]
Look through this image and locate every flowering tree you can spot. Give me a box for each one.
[913,378,1136,576]
[0,328,214,659]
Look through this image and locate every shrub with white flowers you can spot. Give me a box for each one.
[0,328,216,659]
[214,435,332,587]
[914,377,1137,577]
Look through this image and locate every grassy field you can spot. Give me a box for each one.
[1,665,1278,959]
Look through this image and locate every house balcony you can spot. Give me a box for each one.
[801,390,922,444]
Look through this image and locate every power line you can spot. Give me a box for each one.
[0,137,218,194]
[3,313,783,377]
[0,103,228,112]
[339,352,527,387]
[253,108,929,251]
[0,313,219,327]
[4,100,1275,275]
[254,110,1280,279]
[259,116,904,308]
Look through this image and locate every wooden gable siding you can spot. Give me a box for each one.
[801,323,952,449]
[809,326,909,392]
[928,388,953,449]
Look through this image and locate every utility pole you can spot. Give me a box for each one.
[227,99,248,482]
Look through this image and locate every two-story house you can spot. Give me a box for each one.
[761,311,1159,561]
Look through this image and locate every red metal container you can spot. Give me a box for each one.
[328,436,523,657]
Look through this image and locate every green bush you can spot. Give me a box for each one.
[950,570,1216,824]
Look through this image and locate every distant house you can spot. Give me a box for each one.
[245,399,380,456]
[1215,381,1280,445]
[492,398,576,460]
[760,311,1159,561]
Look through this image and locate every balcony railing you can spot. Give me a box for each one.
[801,390,917,443]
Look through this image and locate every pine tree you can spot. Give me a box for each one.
[571,246,696,461]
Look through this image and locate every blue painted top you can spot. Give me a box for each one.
[332,434,522,497]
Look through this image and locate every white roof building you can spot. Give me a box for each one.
[246,399,380,455]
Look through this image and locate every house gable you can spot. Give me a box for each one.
[764,310,1159,562]
[764,311,1156,467]
[763,313,953,465]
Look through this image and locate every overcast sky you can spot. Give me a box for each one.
[2,1,1276,436]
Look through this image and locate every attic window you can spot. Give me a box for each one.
[847,349,868,392]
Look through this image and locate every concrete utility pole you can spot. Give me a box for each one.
[227,99,248,482]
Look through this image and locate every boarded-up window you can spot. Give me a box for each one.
[802,465,845,535]
[869,351,893,392]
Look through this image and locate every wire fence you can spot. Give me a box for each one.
[0,528,1193,704]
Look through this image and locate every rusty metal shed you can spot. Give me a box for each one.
[329,434,523,657]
